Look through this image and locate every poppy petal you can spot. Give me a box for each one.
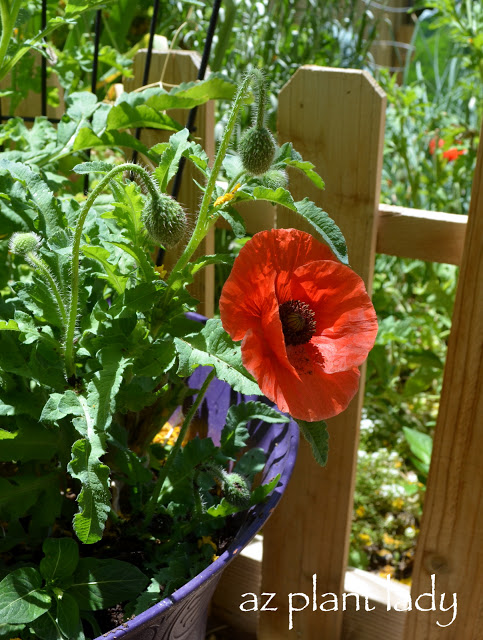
[289,261,378,373]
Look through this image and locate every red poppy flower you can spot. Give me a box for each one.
[219,229,378,422]
[442,147,466,161]
[429,137,444,155]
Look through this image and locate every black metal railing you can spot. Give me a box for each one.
[1,0,222,201]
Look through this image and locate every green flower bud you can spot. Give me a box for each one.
[9,232,41,256]
[223,472,251,509]
[261,169,288,190]
[142,193,187,249]
[239,127,276,176]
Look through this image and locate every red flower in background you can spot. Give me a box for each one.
[219,229,378,422]
[429,137,466,161]
[429,137,444,155]
[442,147,466,161]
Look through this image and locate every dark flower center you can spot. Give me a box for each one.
[279,299,316,346]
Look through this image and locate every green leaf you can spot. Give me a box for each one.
[206,498,240,517]
[56,592,81,639]
[67,349,129,543]
[250,473,280,504]
[221,401,289,457]
[0,418,59,462]
[297,419,329,466]
[147,74,236,109]
[68,438,111,545]
[294,198,349,265]
[73,161,114,174]
[174,319,261,395]
[65,0,115,16]
[40,390,85,424]
[0,567,51,624]
[28,609,62,640]
[283,159,325,190]
[73,128,153,159]
[403,427,432,467]
[0,473,59,521]
[189,253,233,275]
[219,205,247,238]
[69,558,149,610]
[0,160,63,236]
[153,128,191,192]
[81,244,129,294]
[40,538,79,583]
[109,281,163,317]
[0,319,19,331]
[252,185,297,209]
[169,438,217,489]
[106,102,181,133]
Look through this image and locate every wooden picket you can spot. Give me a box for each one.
[124,49,216,317]
[259,66,386,640]
[401,119,483,640]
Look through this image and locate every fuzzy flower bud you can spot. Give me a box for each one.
[261,169,288,190]
[239,127,276,176]
[222,472,251,509]
[9,232,41,256]
[142,193,187,249]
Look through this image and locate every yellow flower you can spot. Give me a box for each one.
[154,264,168,279]
[355,505,365,518]
[391,497,404,510]
[358,533,371,545]
[379,565,395,578]
[383,533,399,547]
[198,536,217,552]
[214,183,241,207]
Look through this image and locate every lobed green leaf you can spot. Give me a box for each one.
[174,319,261,395]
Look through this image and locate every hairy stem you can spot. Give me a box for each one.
[166,70,259,282]
[65,163,159,380]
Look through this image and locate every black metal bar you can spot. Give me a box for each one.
[91,10,102,95]
[170,0,223,202]
[131,0,161,165]
[84,9,103,195]
[41,0,47,116]
[156,0,222,266]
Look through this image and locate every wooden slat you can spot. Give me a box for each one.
[377,204,467,265]
[226,199,467,265]
[402,125,483,639]
[0,50,65,120]
[125,50,215,317]
[259,66,386,640]
[212,544,410,640]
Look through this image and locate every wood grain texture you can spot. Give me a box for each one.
[0,50,65,120]
[377,204,467,265]
[259,66,386,640]
[212,543,410,640]
[126,50,215,317]
[401,124,483,639]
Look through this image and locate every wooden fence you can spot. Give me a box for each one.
[8,48,481,639]
[128,51,482,640]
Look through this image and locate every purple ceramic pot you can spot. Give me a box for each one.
[94,315,299,640]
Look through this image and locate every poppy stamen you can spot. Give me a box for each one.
[279,299,316,346]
